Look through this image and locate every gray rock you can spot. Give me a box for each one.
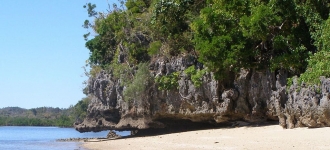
[74,55,330,132]
[279,76,330,128]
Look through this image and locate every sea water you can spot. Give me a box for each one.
[0,126,130,150]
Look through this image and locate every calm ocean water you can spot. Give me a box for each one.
[0,126,130,150]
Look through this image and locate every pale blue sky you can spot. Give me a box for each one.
[0,0,116,109]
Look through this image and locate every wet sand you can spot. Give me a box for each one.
[83,125,330,150]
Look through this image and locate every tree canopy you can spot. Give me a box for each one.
[83,0,330,85]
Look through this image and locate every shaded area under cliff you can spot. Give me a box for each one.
[130,119,279,137]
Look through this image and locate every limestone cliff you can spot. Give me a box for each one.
[74,56,330,132]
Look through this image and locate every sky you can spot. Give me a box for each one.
[0,0,117,109]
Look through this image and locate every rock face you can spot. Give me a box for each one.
[107,130,121,139]
[74,56,330,132]
[279,77,330,128]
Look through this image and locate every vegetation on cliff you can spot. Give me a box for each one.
[83,0,329,89]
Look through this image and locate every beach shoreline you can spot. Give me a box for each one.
[83,125,330,150]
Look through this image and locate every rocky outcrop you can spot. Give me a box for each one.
[107,130,121,139]
[74,55,330,132]
[279,77,330,128]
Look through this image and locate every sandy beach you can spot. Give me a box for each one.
[83,125,330,150]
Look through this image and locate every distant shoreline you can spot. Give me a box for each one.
[0,107,76,127]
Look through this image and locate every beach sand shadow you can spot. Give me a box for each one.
[111,120,280,140]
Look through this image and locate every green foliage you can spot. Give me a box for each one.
[85,2,151,67]
[269,45,309,72]
[0,117,53,126]
[124,63,152,101]
[124,41,150,63]
[0,107,75,127]
[191,0,249,77]
[82,1,330,92]
[0,98,91,127]
[240,3,281,41]
[184,66,206,87]
[55,115,73,127]
[295,16,330,85]
[90,65,102,78]
[83,3,97,17]
[84,6,128,67]
[152,0,191,35]
[126,0,148,13]
[111,63,132,83]
[148,41,162,56]
[286,77,294,90]
[85,36,116,67]
[107,48,134,85]
[0,116,73,127]
[155,72,180,90]
[82,3,97,40]
[151,0,204,55]
[298,51,330,85]
[320,18,330,51]
[191,0,329,78]
[73,97,91,122]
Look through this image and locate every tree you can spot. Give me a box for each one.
[81,0,330,86]
[73,97,91,123]
[191,0,328,79]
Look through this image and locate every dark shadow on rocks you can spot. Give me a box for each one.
[121,120,280,138]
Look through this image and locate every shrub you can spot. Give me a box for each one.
[184,66,206,87]
[155,72,180,90]
[298,51,330,85]
[148,41,162,56]
[90,65,102,78]
[124,63,152,101]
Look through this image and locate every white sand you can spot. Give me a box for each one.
[83,125,330,150]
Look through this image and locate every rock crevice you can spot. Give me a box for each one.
[75,56,330,132]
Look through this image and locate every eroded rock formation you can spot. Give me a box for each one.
[279,77,330,128]
[74,56,330,132]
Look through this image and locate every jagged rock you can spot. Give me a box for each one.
[107,130,121,139]
[279,76,330,128]
[74,55,330,132]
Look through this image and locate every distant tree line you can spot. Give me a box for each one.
[0,97,90,127]
[0,116,72,127]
